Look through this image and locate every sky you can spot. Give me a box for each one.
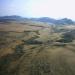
[0,0,75,20]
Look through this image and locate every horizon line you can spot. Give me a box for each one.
[0,15,75,21]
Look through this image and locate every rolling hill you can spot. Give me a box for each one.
[0,15,75,25]
[0,16,75,75]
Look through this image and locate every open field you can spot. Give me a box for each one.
[0,22,75,75]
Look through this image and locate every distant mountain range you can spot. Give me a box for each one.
[0,15,75,25]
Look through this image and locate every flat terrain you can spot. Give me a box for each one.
[0,22,75,75]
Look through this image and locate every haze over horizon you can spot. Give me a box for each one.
[0,0,75,20]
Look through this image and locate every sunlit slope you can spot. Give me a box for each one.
[0,22,75,75]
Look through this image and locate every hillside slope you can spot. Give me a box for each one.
[0,22,75,75]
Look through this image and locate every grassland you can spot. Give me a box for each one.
[0,22,75,75]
